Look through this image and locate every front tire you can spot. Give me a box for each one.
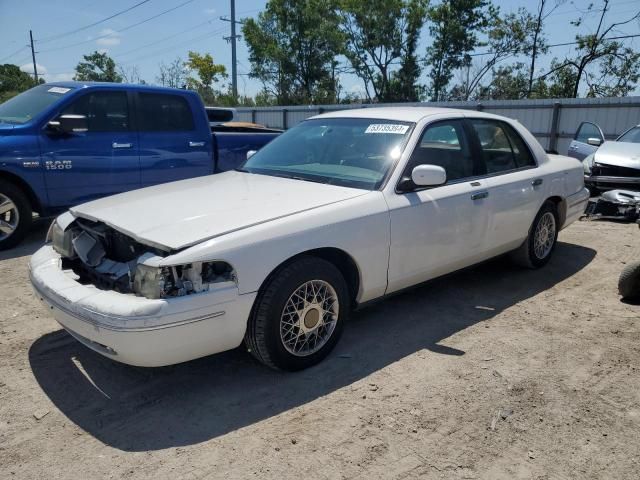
[0,180,32,251]
[245,256,349,371]
[510,201,559,269]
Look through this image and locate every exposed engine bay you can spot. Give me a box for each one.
[50,217,235,299]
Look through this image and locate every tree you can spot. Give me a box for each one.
[560,0,640,97]
[156,57,186,88]
[425,0,495,101]
[118,65,145,84]
[242,0,344,104]
[184,51,227,104]
[0,64,43,102]
[526,0,564,97]
[453,8,538,100]
[73,51,122,82]
[341,0,428,102]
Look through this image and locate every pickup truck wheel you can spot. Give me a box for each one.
[0,180,32,251]
[245,256,349,371]
[618,261,640,301]
[510,201,559,269]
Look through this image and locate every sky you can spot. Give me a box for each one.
[0,0,639,98]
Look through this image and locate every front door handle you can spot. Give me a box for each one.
[532,178,543,187]
[471,191,489,200]
[189,141,205,147]
[112,142,132,149]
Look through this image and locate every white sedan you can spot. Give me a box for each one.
[29,107,589,371]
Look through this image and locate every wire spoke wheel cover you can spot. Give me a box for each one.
[280,279,339,357]
[533,211,556,260]
[0,193,19,241]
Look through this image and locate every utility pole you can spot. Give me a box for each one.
[29,30,38,85]
[221,0,243,99]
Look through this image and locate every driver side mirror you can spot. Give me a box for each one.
[411,164,447,187]
[587,137,602,147]
[47,114,88,135]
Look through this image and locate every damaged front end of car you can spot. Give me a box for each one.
[582,189,640,222]
[47,215,236,300]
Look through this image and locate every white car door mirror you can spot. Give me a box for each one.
[587,137,602,147]
[411,164,447,187]
[246,150,257,160]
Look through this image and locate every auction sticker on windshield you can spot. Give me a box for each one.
[365,124,410,134]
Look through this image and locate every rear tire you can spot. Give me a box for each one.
[618,261,640,300]
[510,201,559,269]
[244,256,349,371]
[0,179,32,251]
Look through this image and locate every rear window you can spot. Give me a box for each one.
[138,93,194,131]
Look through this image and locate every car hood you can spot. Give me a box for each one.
[70,171,369,250]
[593,141,640,169]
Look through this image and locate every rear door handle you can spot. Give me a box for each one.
[189,141,205,147]
[471,191,489,200]
[112,142,132,149]
[532,178,543,187]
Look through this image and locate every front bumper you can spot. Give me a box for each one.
[29,245,256,367]
[585,174,640,191]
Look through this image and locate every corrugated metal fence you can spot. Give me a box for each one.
[236,97,640,155]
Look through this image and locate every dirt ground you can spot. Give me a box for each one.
[1,218,639,480]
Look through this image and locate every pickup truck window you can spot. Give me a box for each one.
[137,93,194,131]
[241,118,414,190]
[62,91,130,132]
[0,84,74,125]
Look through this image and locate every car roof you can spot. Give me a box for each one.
[45,81,193,95]
[310,106,502,123]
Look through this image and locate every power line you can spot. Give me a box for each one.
[0,46,28,63]
[116,19,217,58]
[36,0,153,44]
[39,0,197,53]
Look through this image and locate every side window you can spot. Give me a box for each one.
[62,91,129,132]
[575,122,602,143]
[469,119,519,174]
[407,120,474,182]
[502,123,536,168]
[138,93,194,131]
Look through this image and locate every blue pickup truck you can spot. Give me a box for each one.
[0,82,280,249]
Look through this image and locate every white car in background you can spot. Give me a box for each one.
[29,107,589,371]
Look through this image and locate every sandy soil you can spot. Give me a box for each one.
[1,219,639,480]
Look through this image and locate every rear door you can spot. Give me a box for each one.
[568,122,604,160]
[39,89,140,207]
[136,92,212,186]
[466,118,542,254]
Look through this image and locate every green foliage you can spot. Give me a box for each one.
[242,0,344,104]
[73,51,122,82]
[0,64,42,103]
[183,51,227,105]
[341,0,428,102]
[425,0,495,101]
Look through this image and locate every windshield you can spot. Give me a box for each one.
[0,84,74,124]
[240,118,414,190]
[617,126,640,144]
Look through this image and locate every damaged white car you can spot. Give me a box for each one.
[30,108,589,370]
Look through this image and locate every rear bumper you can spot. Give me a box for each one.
[563,187,590,228]
[29,246,256,367]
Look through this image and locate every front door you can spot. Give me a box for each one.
[385,119,491,294]
[568,122,604,160]
[39,90,140,208]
